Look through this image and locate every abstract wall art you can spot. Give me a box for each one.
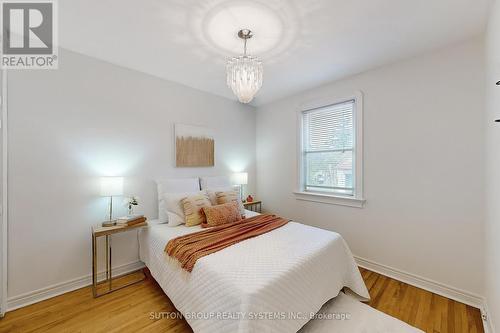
[175,124,215,167]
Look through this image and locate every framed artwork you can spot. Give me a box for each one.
[175,124,215,167]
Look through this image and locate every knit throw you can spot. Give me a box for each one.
[165,214,289,272]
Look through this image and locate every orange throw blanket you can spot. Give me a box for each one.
[165,214,289,272]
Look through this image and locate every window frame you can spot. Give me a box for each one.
[295,92,365,208]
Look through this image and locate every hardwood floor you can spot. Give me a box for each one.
[0,269,483,333]
[359,268,484,333]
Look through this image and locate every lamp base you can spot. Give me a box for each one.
[101,220,116,227]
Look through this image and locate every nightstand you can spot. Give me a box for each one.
[243,200,262,213]
[91,222,148,297]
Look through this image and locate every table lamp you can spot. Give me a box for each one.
[100,177,123,226]
[231,172,248,201]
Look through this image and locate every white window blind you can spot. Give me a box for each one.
[302,99,355,196]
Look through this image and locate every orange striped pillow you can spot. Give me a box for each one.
[181,194,212,227]
[202,202,242,228]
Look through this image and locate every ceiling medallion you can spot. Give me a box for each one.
[226,29,263,104]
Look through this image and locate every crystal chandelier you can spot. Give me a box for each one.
[226,29,263,104]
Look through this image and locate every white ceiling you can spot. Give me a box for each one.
[60,0,492,106]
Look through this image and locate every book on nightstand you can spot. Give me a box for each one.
[116,215,147,226]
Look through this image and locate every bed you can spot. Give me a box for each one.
[139,209,370,333]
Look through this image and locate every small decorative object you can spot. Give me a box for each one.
[126,196,139,215]
[175,124,215,167]
[246,195,254,202]
[231,172,248,201]
[100,177,124,227]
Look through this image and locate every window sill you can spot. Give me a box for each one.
[293,191,365,208]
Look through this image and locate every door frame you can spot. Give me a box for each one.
[1,69,8,316]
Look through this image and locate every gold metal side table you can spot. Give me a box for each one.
[243,200,262,213]
[91,222,148,297]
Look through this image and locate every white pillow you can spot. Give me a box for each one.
[147,219,165,226]
[200,176,231,190]
[164,190,206,227]
[157,178,200,223]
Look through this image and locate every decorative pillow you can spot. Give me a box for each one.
[205,185,240,205]
[202,202,242,228]
[215,191,245,217]
[164,190,206,227]
[181,194,212,227]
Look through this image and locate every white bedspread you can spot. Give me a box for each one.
[139,213,369,333]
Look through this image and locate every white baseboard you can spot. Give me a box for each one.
[355,256,492,332]
[6,261,145,312]
[481,301,495,333]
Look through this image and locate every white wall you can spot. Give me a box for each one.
[7,49,256,299]
[256,39,485,296]
[485,0,500,330]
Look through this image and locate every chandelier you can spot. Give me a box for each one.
[226,29,263,104]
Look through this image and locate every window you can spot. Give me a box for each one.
[298,95,364,206]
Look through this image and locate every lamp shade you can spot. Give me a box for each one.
[231,172,248,185]
[100,177,123,196]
